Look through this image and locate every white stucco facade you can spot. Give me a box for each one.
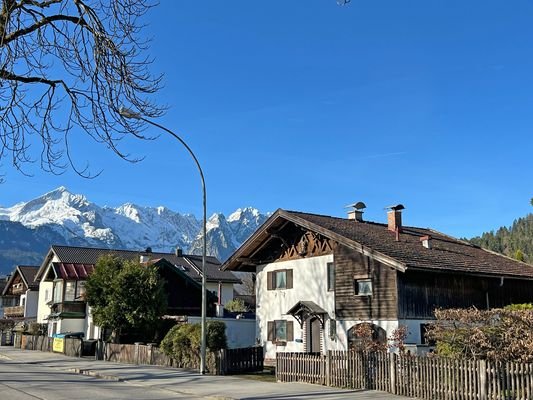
[255,254,433,360]
[22,290,39,319]
[37,280,53,323]
[206,282,234,306]
[257,255,335,360]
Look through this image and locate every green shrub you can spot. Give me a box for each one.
[225,298,248,312]
[160,321,227,367]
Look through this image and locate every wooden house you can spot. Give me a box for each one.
[221,205,533,362]
[34,245,240,338]
[1,265,40,321]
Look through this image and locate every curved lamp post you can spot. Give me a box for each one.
[119,107,207,374]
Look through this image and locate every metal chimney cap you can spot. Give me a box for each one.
[385,204,405,211]
[345,201,367,210]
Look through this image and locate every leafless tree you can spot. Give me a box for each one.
[0,0,163,178]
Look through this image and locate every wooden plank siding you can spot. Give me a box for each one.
[334,244,398,320]
[398,270,533,319]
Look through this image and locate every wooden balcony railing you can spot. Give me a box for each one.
[4,305,24,317]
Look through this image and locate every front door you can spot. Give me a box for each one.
[308,317,321,353]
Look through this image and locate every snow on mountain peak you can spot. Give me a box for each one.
[2,187,268,261]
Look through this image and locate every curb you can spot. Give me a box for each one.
[67,368,123,382]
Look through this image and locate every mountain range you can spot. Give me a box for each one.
[0,187,268,276]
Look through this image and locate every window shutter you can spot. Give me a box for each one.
[287,321,294,341]
[267,272,273,290]
[286,269,293,289]
[267,321,275,341]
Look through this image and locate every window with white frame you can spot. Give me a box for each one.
[354,278,372,296]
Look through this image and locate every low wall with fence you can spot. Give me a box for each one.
[15,334,263,375]
[188,316,256,349]
[277,350,533,400]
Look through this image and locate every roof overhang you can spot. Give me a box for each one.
[221,209,406,272]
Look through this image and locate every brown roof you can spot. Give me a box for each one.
[223,209,533,279]
[18,266,40,289]
[1,265,40,295]
[37,245,239,283]
[51,263,94,280]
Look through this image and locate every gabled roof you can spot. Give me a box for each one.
[36,245,240,284]
[222,209,533,279]
[1,265,39,295]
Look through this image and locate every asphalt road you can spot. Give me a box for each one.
[0,358,199,400]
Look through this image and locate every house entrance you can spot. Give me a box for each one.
[308,317,321,353]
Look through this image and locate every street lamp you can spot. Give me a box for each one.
[119,107,208,374]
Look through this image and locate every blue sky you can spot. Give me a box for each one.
[2,0,532,238]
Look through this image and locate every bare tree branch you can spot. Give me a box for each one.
[0,0,164,178]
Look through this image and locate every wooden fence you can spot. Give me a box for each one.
[277,351,533,400]
[105,342,262,375]
[16,335,262,376]
[218,346,264,375]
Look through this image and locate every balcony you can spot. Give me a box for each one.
[50,301,86,317]
[4,305,24,318]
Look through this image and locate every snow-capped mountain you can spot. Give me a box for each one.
[0,187,268,273]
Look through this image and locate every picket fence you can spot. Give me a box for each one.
[277,351,533,400]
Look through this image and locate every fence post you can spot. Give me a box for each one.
[479,359,487,400]
[389,352,396,394]
[134,342,141,365]
[326,350,331,387]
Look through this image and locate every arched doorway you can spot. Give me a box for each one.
[347,323,387,351]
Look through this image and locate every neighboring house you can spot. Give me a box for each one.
[34,245,240,338]
[1,266,40,321]
[0,276,14,318]
[222,205,533,362]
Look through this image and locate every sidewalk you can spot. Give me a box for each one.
[0,347,407,399]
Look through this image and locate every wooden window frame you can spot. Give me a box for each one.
[267,320,294,344]
[354,278,373,296]
[266,269,293,291]
[327,262,335,291]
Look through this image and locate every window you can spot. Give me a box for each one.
[64,281,76,301]
[53,280,63,303]
[354,279,372,296]
[275,270,286,289]
[327,263,335,291]
[268,320,294,343]
[420,324,436,346]
[267,269,293,290]
[76,281,86,300]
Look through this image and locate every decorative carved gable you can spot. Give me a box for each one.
[276,230,335,262]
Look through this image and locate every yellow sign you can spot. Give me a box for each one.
[53,337,64,353]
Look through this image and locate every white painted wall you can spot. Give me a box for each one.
[37,281,53,323]
[206,282,234,305]
[56,318,85,334]
[399,318,434,345]
[24,290,39,319]
[256,255,335,360]
[189,316,256,349]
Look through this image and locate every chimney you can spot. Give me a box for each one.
[386,204,405,232]
[346,201,366,222]
[140,247,152,263]
[420,235,432,249]
[175,247,183,257]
